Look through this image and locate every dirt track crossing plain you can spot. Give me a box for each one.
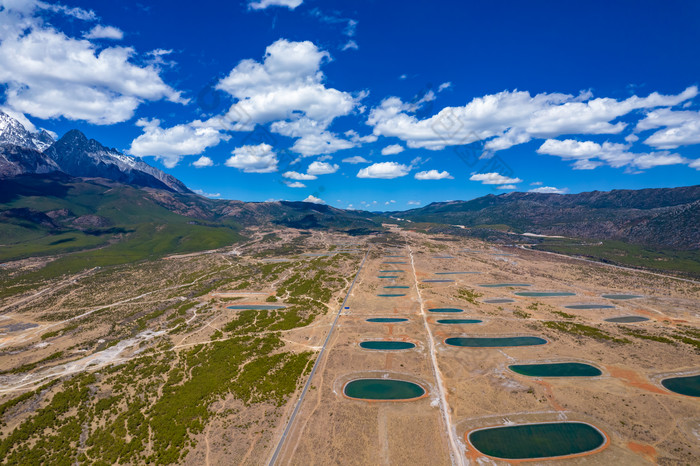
[270,230,699,465]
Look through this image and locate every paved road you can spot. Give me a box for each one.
[267,250,369,466]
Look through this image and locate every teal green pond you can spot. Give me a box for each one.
[227,304,287,310]
[378,275,399,279]
[602,294,642,300]
[344,379,425,400]
[661,375,700,397]
[565,304,615,309]
[483,298,515,304]
[384,285,410,289]
[515,292,576,297]
[428,308,463,313]
[377,293,406,297]
[437,319,482,324]
[480,283,531,288]
[604,316,649,323]
[468,422,606,460]
[366,318,408,323]
[379,270,405,273]
[359,341,416,350]
[423,279,455,283]
[509,362,602,377]
[446,336,547,347]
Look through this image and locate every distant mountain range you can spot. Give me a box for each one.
[1,110,698,258]
[390,187,700,249]
[0,111,188,193]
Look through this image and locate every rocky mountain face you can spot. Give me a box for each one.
[43,130,190,193]
[0,111,55,151]
[392,187,700,249]
[0,112,189,193]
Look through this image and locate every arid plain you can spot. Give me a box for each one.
[0,228,698,465]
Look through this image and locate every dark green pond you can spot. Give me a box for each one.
[661,375,700,397]
[378,275,399,279]
[509,362,602,377]
[468,422,606,460]
[602,294,642,300]
[366,318,408,323]
[604,316,649,323]
[437,319,482,324]
[344,379,425,400]
[428,308,464,313]
[422,279,455,283]
[480,283,531,288]
[515,292,576,297]
[384,285,410,289]
[359,341,416,350]
[565,304,615,310]
[483,298,515,304]
[377,293,406,297]
[446,336,547,347]
[227,304,287,310]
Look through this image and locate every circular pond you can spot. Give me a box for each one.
[480,283,531,288]
[227,304,287,310]
[565,304,616,310]
[483,298,515,304]
[437,319,482,324]
[468,421,606,460]
[661,374,700,397]
[366,318,408,323]
[428,308,463,313]
[509,362,602,377]
[445,336,547,347]
[604,316,649,323]
[515,291,576,297]
[359,341,416,350]
[602,294,642,300]
[344,378,426,401]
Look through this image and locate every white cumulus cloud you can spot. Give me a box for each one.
[306,161,339,175]
[0,5,185,125]
[357,161,411,179]
[529,186,568,194]
[367,87,697,152]
[303,194,324,204]
[469,172,522,185]
[129,119,228,168]
[414,169,453,180]
[537,138,688,170]
[285,181,306,188]
[84,25,123,40]
[248,0,302,10]
[225,143,278,173]
[342,155,369,164]
[381,143,404,155]
[192,156,214,168]
[283,171,317,180]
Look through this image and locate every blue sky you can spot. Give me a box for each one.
[1,0,699,209]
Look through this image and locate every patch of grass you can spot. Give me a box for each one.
[551,310,576,319]
[513,309,531,319]
[542,321,629,344]
[457,287,482,305]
